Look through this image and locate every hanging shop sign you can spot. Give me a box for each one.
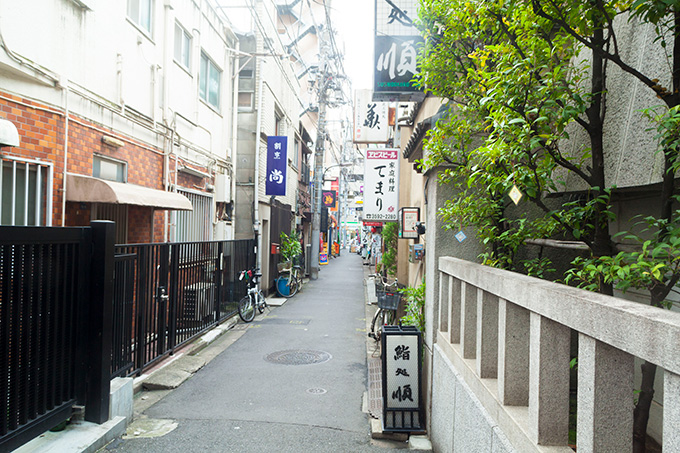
[354,89,390,143]
[265,136,287,196]
[364,149,400,222]
[382,325,423,432]
[399,207,419,239]
[373,0,424,102]
[323,191,337,209]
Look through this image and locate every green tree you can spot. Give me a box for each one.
[380,222,399,277]
[416,0,680,449]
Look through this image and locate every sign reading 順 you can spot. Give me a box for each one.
[373,0,424,102]
[364,149,400,222]
[382,325,423,432]
[265,136,287,196]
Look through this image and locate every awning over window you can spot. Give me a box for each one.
[66,173,193,211]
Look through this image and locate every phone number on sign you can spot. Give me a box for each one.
[364,214,397,221]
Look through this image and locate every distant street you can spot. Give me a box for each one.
[103,252,405,453]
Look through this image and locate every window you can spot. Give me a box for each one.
[1,157,52,226]
[199,52,221,110]
[93,155,127,182]
[175,190,213,242]
[293,139,300,168]
[238,92,253,110]
[174,23,191,70]
[127,0,153,35]
[275,113,283,136]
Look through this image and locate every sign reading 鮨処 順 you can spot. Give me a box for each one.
[363,149,399,222]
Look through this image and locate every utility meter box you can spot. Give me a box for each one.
[408,244,424,263]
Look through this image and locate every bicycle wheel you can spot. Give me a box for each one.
[287,275,299,297]
[257,290,267,313]
[238,294,255,322]
[368,308,383,340]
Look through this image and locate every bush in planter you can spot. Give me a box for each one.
[280,231,302,264]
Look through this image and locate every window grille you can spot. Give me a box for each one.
[175,190,213,242]
[0,157,52,226]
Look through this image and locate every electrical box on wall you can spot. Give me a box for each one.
[215,173,231,202]
[408,243,424,263]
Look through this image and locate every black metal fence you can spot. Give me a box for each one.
[110,239,255,378]
[0,222,114,451]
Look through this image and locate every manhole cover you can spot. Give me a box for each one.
[264,349,332,365]
[307,387,327,395]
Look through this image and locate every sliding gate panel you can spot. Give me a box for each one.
[0,227,90,451]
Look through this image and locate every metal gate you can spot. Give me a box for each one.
[110,239,256,378]
[0,222,114,451]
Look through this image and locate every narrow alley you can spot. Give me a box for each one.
[102,253,407,453]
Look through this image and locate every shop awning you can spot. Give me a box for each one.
[66,173,193,211]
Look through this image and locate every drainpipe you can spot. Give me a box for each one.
[254,58,265,272]
[61,81,69,226]
[231,41,240,241]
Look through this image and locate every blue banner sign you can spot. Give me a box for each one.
[266,136,287,196]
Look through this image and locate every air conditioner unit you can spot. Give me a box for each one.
[183,282,216,321]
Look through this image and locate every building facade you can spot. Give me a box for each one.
[0,0,239,243]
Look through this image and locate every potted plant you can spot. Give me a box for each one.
[277,231,302,272]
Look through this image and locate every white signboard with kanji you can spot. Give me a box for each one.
[364,149,400,222]
[354,90,389,143]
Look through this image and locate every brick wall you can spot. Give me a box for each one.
[1,91,211,243]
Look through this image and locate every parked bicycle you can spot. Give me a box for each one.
[238,268,266,322]
[275,255,303,298]
[367,273,400,342]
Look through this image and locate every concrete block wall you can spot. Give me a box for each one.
[431,345,516,453]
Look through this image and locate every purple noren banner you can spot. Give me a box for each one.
[266,136,287,196]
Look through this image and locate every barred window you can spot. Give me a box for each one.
[0,157,52,226]
[175,190,213,242]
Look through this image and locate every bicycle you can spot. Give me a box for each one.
[238,268,266,322]
[367,273,400,342]
[275,256,303,298]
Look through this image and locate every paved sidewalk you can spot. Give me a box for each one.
[18,252,432,452]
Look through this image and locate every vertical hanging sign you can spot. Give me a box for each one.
[373,0,424,101]
[364,148,400,222]
[266,136,287,196]
[354,89,390,143]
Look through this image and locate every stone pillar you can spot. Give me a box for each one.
[438,274,449,334]
[665,371,680,451]
[460,282,477,359]
[528,313,570,445]
[476,290,498,378]
[498,298,529,405]
[449,277,461,344]
[577,334,634,452]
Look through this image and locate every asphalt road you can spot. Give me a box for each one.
[103,252,406,453]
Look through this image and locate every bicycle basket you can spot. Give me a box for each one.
[377,290,400,310]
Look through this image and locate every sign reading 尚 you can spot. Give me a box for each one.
[354,89,389,143]
[364,149,400,222]
[265,136,287,196]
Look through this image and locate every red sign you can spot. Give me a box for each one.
[363,221,382,227]
[367,150,399,160]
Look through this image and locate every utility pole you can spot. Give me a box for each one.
[310,65,329,280]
